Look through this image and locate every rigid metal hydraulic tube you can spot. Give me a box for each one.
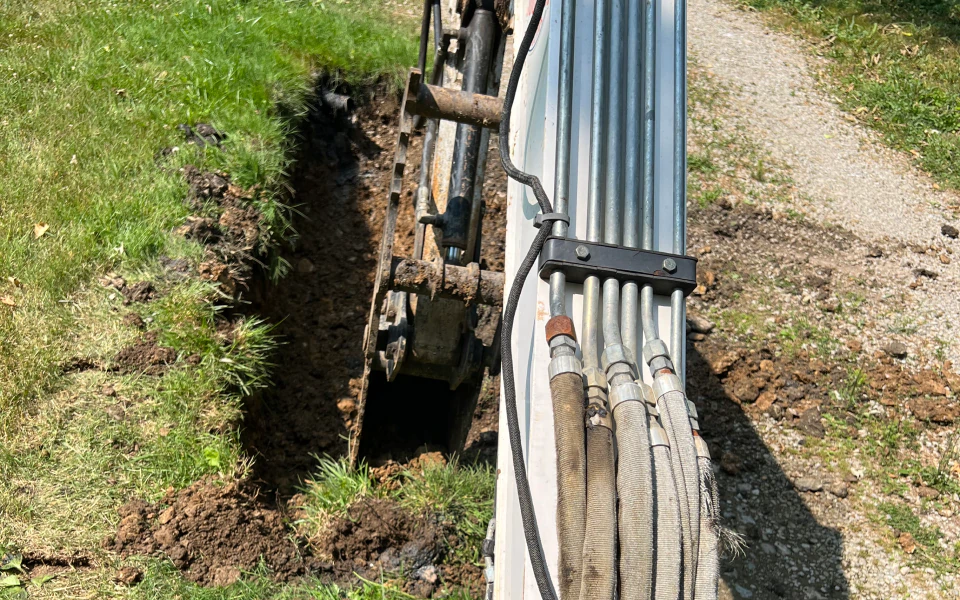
[670,0,688,382]
[582,0,606,374]
[548,0,576,318]
[546,3,586,600]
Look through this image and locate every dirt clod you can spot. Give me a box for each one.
[121,281,156,305]
[319,497,441,584]
[115,332,176,375]
[122,313,146,330]
[115,566,143,586]
[107,479,304,586]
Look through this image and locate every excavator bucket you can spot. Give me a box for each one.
[352,1,508,464]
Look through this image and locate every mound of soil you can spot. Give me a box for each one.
[114,331,177,375]
[176,164,267,298]
[319,497,442,586]
[105,479,305,587]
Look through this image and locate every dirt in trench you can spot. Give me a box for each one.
[243,89,507,493]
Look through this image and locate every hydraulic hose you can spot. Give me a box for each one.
[612,390,654,600]
[550,365,587,600]
[579,424,617,600]
[654,378,700,600]
[652,441,683,599]
[695,454,720,600]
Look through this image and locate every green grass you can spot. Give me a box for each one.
[0,0,418,426]
[0,0,419,597]
[131,561,434,600]
[739,0,960,192]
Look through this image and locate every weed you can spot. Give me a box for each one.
[688,150,718,174]
[877,501,958,570]
[694,185,725,208]
[833,367,867,411]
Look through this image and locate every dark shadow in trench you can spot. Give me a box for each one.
[242,89,383,495]
[687,345,850,599]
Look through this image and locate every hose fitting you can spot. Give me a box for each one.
[601,343,638,383]
[583,365,608,402]
[583,365,612,429]
[642,338,675,373]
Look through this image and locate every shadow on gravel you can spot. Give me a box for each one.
[687,346,850,599]
[243,88,386,495]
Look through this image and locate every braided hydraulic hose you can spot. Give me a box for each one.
[695,454,720,600]
[652,442,683,598]
[548,353,587,599]
[579,424,617,600]
[612,393,654,600]
[655,382,701,600]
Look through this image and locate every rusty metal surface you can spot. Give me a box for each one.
[545,315,578,343]
[391,257,503,305]
[407,82,503,129]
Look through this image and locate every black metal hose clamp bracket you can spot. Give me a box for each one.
[537,236,698,297]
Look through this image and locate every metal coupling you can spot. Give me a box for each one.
[601,343,638,381]
[649,423,670,448]
[687,400,701,431]
[642,338,675,372]
[609,381,644,411]
[549,334,578,358]
[549,354,582,380]
[694,432,711,459]
[582,366,608,394]
[642,338,671,364]
[639,381,660,417]
[653,371,684,400]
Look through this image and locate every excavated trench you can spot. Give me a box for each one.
[108,86,505,593]
[243,87,507,493]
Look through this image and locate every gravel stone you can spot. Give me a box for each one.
[883,341,908,359]
[793,476,824,493]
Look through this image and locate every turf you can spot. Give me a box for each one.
[0,0,417,425]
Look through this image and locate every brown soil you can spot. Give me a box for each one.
[177,164,269,298]
[318,497,442,584]
[114,330,177,375]
[105,479,306,587]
